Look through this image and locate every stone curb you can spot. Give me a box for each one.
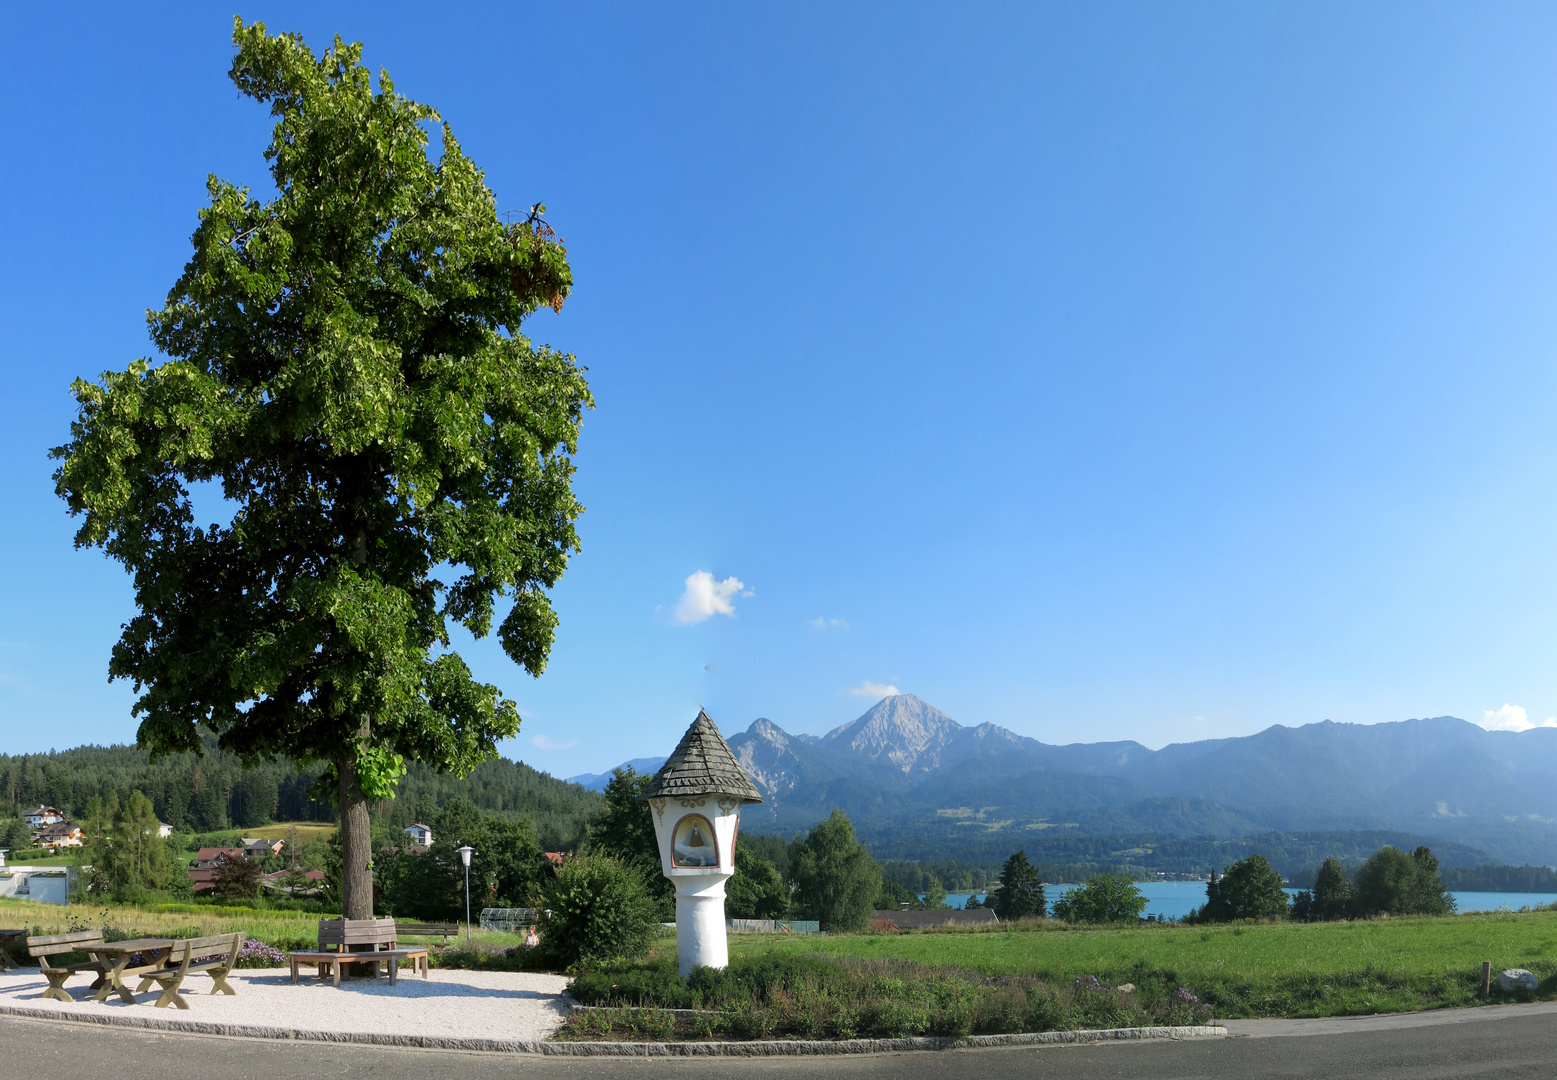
[0,1003,1224,1055]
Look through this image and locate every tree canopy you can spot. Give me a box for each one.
[1050,873,1146,924]
[1355,845,1456,918]
[788,809,882,932]
[1197,855,1288,922]
[51,19,590,918]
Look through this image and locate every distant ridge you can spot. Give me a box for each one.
[566,757,667,792]
[569,694,1557,866]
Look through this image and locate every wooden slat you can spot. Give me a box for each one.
[177,933,242,951]
[27,931,105,948]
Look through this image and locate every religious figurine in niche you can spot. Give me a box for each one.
[672,814,719,868]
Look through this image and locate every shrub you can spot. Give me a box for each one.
[1051,874,1147,924]
[559,954,1208,1041]
[539,854,659,968]
[572,958,693,1007]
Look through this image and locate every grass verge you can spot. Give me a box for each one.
[696,912,1557,1018]
[560,955,1210,1040]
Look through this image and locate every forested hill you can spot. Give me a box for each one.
[0,739,602,850]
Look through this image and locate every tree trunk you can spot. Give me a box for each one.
[337,747,374,919]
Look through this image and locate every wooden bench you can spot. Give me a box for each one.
[289,947,428,986]
[27,931,110,1002]
[395,921,458,943]
[291,917,428,987]
[138,933,243,1009]
[318,916,398,954]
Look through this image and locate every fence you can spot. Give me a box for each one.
[726,919,820,934]
[479,907,539,932]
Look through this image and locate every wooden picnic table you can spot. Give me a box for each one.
[0,930,26,971]
[85,938,174,1004]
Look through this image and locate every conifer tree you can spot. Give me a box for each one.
[994,849,1046,920]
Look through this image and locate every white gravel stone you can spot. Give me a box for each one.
[0,966,572,1042]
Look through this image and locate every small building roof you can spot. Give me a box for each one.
[639,710,763,804]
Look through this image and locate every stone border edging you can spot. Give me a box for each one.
[0,1002,1224,1055]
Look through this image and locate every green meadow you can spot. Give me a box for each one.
[675,913,1557,1018]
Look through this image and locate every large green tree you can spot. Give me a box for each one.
[788,808,882,932]
[1197,854,1289,922]
[1050,873,1147,924]
[1355,845,1456,918]
[51,20,590,918]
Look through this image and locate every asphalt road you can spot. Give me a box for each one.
[10,1008,1557,1079]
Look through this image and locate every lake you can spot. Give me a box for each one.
[937,882,1557,921]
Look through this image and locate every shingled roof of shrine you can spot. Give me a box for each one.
[638,710,763,804]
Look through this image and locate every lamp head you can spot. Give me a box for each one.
[456,845,474,868]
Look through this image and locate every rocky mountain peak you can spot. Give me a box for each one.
[823,694,963,773]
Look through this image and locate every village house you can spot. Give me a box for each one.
[23,806,64,830]
[241,837,284,858]
[403,823,433,848]
[187,846,247,893]
[35,821,84,848]
[191,846,247,869]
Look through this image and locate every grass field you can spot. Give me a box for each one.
[238,822,337,843]
[686,913,1557,1018]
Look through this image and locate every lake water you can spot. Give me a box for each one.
[937,882,1557,921]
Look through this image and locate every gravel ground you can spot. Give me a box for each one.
[0,966,572,1042]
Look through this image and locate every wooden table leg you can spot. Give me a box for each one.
[333,957,340,988]
[92,956,131,1003]
[290,957,298,984]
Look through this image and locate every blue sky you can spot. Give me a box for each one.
[4,3,1557,777]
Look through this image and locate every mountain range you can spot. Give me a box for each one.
[570,695,1557,867]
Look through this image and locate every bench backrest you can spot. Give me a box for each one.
[27,930,106,958]
[396,922,457,935]
[174,932,244,964]
[318,917,396,951]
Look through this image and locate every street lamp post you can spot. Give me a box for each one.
[456,845,475,944]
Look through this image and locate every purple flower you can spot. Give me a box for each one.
[236,938,286,965]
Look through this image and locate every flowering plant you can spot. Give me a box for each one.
[235,938,287,968]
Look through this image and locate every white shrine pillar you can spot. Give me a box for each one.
[639,710,764,977]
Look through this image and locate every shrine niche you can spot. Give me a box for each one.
[672,814,719,867]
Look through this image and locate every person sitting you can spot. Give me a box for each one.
[524,925,539,948]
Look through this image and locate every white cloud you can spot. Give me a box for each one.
[809,617,850,630]
[531,735,579,751]
[671,571,749,625]
[848,680,901,699]
[1478,703,1557,733]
